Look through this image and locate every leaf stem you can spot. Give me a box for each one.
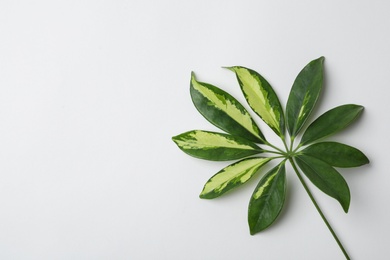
[281,136,290,153]
[263,140,285,154]
[289,158,351,260]
[292,143,303,154]
[270,155,286,160]
[262,149,285,156]
[289,136,295,152]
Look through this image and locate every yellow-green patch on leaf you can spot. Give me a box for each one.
[190,73,265,143]
[226,67,284,137]
[200,157,271,199]
[172,130,262,161]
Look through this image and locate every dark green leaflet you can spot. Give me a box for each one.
[295,155,350,213]
[248,162,286,234]
[301,142,369,168]
[286,57,324,137]
[300,104,364,145]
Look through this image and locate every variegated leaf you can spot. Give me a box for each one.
[286,57,324,137]
[200,157,271,199]
[300,104,364,145]
[172,130,263,161]
[248,162,286,235]
[295,155,350,212]
[190,72,265,143]
[226,66,285,137]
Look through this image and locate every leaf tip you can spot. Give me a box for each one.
[249,224,261,235]
[342,195,351,213]
[365,157,370,164]
[199,186,212,199]
[190,71,196,80]
[199,192,213,200]
[361,153,370,165]
[248,222,257,235]
[190,72,200,90]
[222,66,236,72]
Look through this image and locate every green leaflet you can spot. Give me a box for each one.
[190,73,265,143]
[300,104,364,145]
[248,162,286,234]
[200,157,271,199]
[295,155,350,212]
[172,57,369,258]
[172,130,262,161]
[286,57,324,137]
[226,66,285,137]
[301,142,369,168]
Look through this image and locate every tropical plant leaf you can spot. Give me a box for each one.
[295,155,350,212]
[286,57,324,137]
[172,57,369,258]
[172,130,263,161]
[300,104,364,146]
[301,142,369,168]
[226,66,285,137]
[248,162,286,234]
[190,72,265,143]
[200,157,271,199]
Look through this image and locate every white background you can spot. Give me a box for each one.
[0,1,388,259]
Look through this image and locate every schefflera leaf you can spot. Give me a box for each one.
[190,73,265,143]
[300,104,364,146]
[172,130,263,161]
[301,142,369,168]
[200,157,271,199]
[295,155,350,212]
[248,162,286,235]
[226,66,285,137]
[286,57,324,137]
